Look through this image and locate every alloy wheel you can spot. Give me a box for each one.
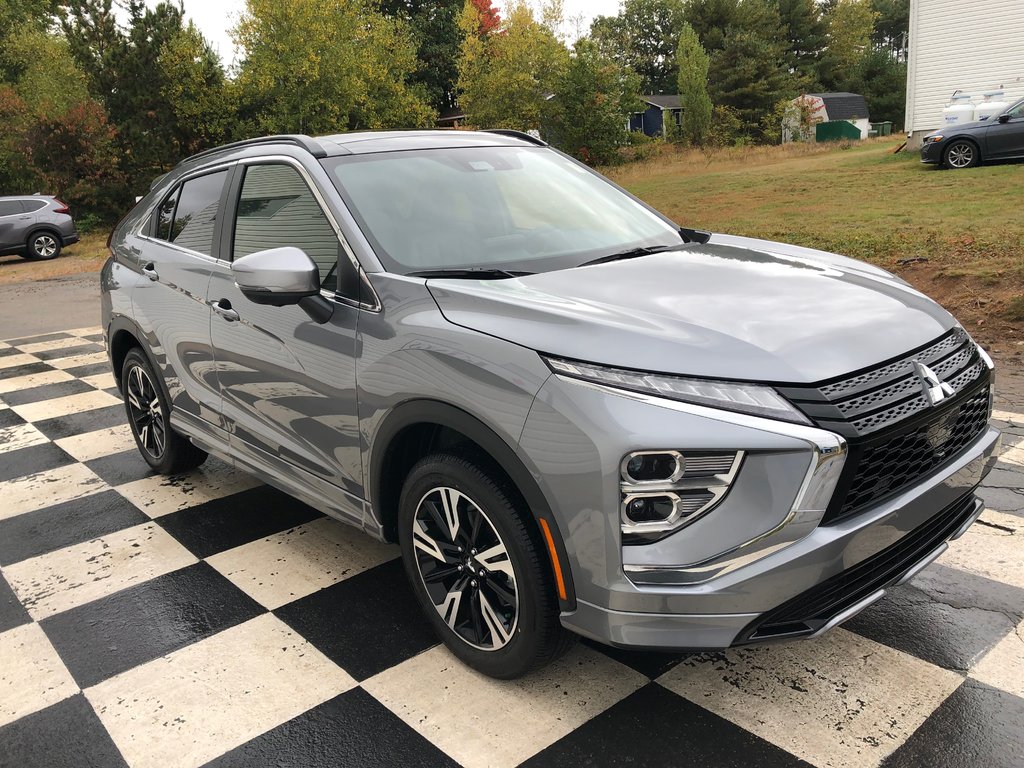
[125,363,166,458]
[32,235,57,258]
[412,486,519,650]
[947,142,974,168]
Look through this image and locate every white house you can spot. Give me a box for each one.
[905,0,1024,147]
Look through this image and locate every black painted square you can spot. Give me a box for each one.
[157,485,322,559]
[581,637,689,679]
[0,490,149,566]
[4,331,72,346]
[0,572,31,633]
[1,379,93,406]
[203,688,459,768]
[0,408,26,428]
[274,558,433,681]
[33,343,103,361]
[0,361,53,381]
[0,694,128,768]
[85,450,156,486]
[80,334,104,343]
[41,561,264,688]
[33,404,126,440]
[883,680,1024,768]
[64,361,110,379]
[523,682,811,768]
[0,442,74,484]
[0,346,21,357]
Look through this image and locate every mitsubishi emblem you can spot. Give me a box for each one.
[914,361,954,406]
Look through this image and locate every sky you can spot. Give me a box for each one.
[167,0,624,69]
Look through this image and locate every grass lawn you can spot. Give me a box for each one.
[606,137,1024,357]
[0,232,108,286]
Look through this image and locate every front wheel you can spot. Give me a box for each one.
[398,452,574,678]
[26,232,61,260]
[944,140,980,169]
[121,348,207,474]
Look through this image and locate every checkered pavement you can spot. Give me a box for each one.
[1,326,1022,768]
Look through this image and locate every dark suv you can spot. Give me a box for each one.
[102,131,1000,678]
[0,195,79,259]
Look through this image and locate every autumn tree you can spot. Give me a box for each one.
[234,0,434,135]
[819,0,878,88]
[676,24,712,145]
[457,0,568,131]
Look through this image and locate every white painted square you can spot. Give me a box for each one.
[0,463,106,521]
[940,508,1024,589]
[0,353,41,371]
[0,422,49,454]
[80,372,117,391]
[51,352,109,370]
[4,522,197,619]
[10,389,121,423]
[114,460,262,518]
[85,614,355,768]
[55,424,136,462]
[0,368,73,395]
[0,622,78,727]
[970,617,1024,698]
[363,643,646,768]
[18,337,89,355]
[657,628,964,768]
[63,326,103,338]
[206,516,396,610]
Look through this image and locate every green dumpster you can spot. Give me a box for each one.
[816,120,863,142]
[870,121,893,136]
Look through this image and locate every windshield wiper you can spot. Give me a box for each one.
[406,268,534,280]
[577,244,681,268]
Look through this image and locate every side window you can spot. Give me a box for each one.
[0,200,23,216]
[1009,102,1024,120]
[233,164,339,289]
[156,187,179,240]
[24,200,47,213]
[167,170,227,256]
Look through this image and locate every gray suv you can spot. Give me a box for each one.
[0,195,79,259]
[102,131,1001,678]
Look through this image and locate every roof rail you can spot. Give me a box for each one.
[176,135,328,167]
[484,129,547,147]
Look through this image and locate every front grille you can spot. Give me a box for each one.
[735,493,978,644]
[779,328,992,524]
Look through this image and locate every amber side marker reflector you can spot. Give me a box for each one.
[538,517,567,601]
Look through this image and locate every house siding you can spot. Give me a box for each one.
[906,0,1024,143]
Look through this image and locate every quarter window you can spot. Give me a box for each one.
[156,170,227,256]
[23,200,47,212]
[0,201,22,216]
[233,164,339,289]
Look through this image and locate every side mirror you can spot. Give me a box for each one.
[232,247,333,323]
[998,114,1011,123]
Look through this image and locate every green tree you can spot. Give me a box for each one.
[0,0,52,80]
[544,38,640,164]
[3,23,90,116]
[708,0,793,138]
[234,0,434,136]
[819,0,877,88]
[772,0,827,83]
[848,47,906,127]
[684,0,739,55]
[870,0,908,59]
[457,0,568,131]
[589,0,687,94]
[676,23,712,145]
[57,0,121,103]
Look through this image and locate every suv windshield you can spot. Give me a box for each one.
[323,146,681,275]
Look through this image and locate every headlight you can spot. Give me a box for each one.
[544,356,811,424]
[925,134,944,143]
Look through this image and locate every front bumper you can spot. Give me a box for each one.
[560,426,999,650]
[920,140,944,164]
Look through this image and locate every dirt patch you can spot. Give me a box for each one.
[0,233,108,286]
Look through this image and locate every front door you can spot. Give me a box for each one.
[0,199,27,251]
[208,160,365,520]
[986,101,1024,159]
[130,169,228,422]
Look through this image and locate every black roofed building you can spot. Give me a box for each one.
[785,92,871,142]
[628,95,683,138]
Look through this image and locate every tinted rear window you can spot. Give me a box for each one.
[23,200,47,212]
[166,171,228,256]
[0,200,22,216]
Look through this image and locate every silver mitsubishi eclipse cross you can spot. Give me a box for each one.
[102,130,1001,678]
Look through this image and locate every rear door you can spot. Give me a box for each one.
[207,158,366,519]
[0,199,26,251]
[986,101,1024,159]
[131,168,230,424]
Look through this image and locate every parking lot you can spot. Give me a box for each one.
[0,289,1022,767]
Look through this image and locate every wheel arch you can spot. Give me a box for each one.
[945,135,983,164]
[107,315,162,398]
[369,399,577,610]
[25,226,64,252]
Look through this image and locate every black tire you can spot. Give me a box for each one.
[398,451,574,678]
[944,140,980,169]
[25,231,62,260]
[121,347,207,474]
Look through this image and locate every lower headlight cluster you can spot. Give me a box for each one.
[620,450,743,540]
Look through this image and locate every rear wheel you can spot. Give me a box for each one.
[398,452,574,678]
[121,348,207,474]
[944,140,980,169]
[25,231,61,260]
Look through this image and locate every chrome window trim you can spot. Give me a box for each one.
[556,376,849,585]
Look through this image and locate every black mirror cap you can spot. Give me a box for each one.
[998,114,1012,123]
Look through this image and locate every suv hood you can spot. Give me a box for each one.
[427,235,956,384]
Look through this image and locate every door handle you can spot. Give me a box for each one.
[212,298,240,322]
[141,262,159,281]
